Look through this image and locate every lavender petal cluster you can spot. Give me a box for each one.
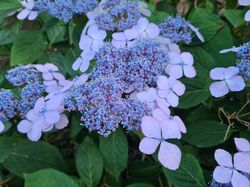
[0,89,16,123]
[236,42,250,81]
[159,16,193,44]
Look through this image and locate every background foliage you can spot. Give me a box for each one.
[0,0,250,186]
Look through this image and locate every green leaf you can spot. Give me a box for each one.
[126,183,155,187]
[11,31,47,66]
[0,0,21,11]
[149,11,169,23]
[24,169,78,187]
[203,26,235,67]
[0,137,67,177]
[47,23,67,45]
[188,8,224,42]
[224,9,245,28]
[76,137,103,187]
[178,78,210,109]
[99,128,128,179]
[163,154,207,187]
[183,121,232,147]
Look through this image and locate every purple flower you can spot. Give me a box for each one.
[209,67,245,97]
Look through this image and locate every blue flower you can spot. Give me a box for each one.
[0,89,16,123]
[236,59,250,81]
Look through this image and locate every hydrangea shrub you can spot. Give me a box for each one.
[0,0,249,187]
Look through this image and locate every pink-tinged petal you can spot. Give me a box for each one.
[137,17,149,31]
[124,28,139,40]
[35,64,48,72]
[165,64,183,79]
[209,81,229,98]
[161,119,182,140]
[158,89,169,99]
[166,91,179,107]
[239,0,250,6]
[157,75,169,90]
[92,40,104,52]
[183,66,196,78]
[42,72,53,81]
[34,97,45,114]
[26,110,38,121]
[112,32,126,41]
[210,68,226,80]
[157,98,170,113]
[139,137,160,154]
[231,170,250,187]
[0,121,4,133]
[55,114,69,129]
[17,9,30,20]
[79,35,92,51]
[72,57,82,71]
[172,80,185,96]
[245,10,250,22]
[112,40,126,48]
[53,72,65,81]
[173,116,187,133]
[146,23,160,38]
[158,141,181,170]
[226,75,245,92]
[141,116,161,139]
[181,52,194,65]
[234,138,250,152]
[168,52,181,64]
[152,108,169,122]
[44,111,60,125]
[234,152,250,173]
[224,66,239,79]
[28,11,38,20]
[213,166,233,183]
[80,60,90,73]
[45,63,59,71]
[214,149,233,167]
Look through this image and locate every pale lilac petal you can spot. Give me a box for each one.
[165,65,183,79]
[28,11,38,20]
[161,119,182,139]
[124,28,139,40]
[81,49,95,61]
[172,80,185,96]
[27,130,42,141]
[55,114,69,129]
[152,108,169,122]
[214,149,233,167]
[139,137,160,154]
[45,63,59,71]
[147,88,158,100]
[53,73,65,81]
[209,81,229,98]
[245,10,250,22]
[34,97,45,114]
[26,110,38,121]
[137,17,149,31]
[27,117,44,141]
[210,68,225,80]
[141,116,161,139]
[92,40,103,52]
[213,166,233,183]
[158,141,181,170]
[157,98,170,113]
[0,121,4,133]
[226,75,245,92]
[157,75,169,90]
[17,9,30,20]
[42,124,54,132]
[146,23,160,38]
[183,66,196,78]
[44,111,60,125]
[112,32,126,41]
[188,23,204,42]
[166,92,179,107]
[79,35,92,51]
[72,57,82,71]
[42,72,53,81]
[173,116,187,133]
[76,74,89,85]
[17,120,32,133]
[234,138,250,152]
[112,40,126,48]
[46,96,64,110]
[234,152,250,173]
[80,60,90,72]
[168,52,181,65]
[231,170,250,187]
[224,67,239,79]
[220,47,241,53]
[181,52,194,65]
[87,25,99,37]
[239,0,250,6]
[43,80,57,86]
[26,1,35,9]
[136,91,150,101]
[35,64,48,73]
[158,89,169,99]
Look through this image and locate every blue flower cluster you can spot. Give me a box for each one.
[65,77,149,136]
[92,39,169,89]
[159,16,193,44]
[35,0,98,22]
[236,42,250,81]
[6,66,45,118]
[0,89,16,123]
[95,0,141,31]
